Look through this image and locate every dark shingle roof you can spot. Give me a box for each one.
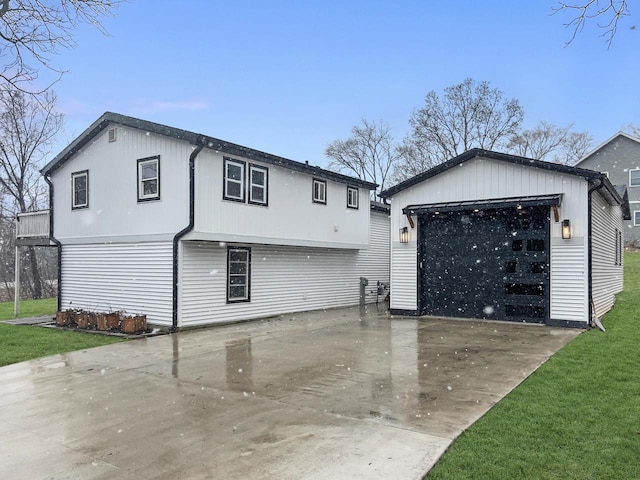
[41,112,378,190]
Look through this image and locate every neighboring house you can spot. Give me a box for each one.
[574,132,640,246]
[380,149,630,328]
[40,112,390,328]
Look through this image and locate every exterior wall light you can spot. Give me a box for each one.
[400,226,409,243]
[562,219,572,239]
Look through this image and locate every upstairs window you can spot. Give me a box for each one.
[227,247,251,302]
[313,178,327,204]
[224,158,245,202]
[249,165,268,206]
[629,169,640,187]
[347,186,359,209]
[634,211,640,226]
[71,170,89,210]
[137,156,160,201]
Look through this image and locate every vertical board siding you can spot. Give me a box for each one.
[550,242,587,322]
[194,150,369,247]
[52,126,191,241]
[61,242,173,325]
[390,244,418,311]
[389,156,589,317]
[591,193,624,319]
[180,214,390,326]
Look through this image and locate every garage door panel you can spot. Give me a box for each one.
[419,206,549,323]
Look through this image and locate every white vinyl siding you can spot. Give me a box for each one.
[390,243,418,311]
[550,240,587,322]
[179,212,389,327]
[52,126,191,241]
[60,242,173,325]
[591,193,624,319]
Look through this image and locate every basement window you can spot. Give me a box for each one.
[224,158,246,202]
[227,247,251,303]
[137,156,160,201]
[71,170,89,210]
[313,178,326,204]
[347,186,359,209]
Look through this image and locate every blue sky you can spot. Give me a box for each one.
[45,0,640,167]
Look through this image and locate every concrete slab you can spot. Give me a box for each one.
[0,306,579,479]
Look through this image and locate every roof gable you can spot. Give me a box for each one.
[575,131,640,166]
[380,148,606,198]
[42,112,377,190]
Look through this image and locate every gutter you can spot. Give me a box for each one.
[587,178,605,329]
[43,174,63,312]
[172,139,206,330]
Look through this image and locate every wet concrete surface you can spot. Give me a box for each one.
[0,306,580,479]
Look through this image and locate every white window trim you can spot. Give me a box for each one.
[602,171,609,178]
[227,247,250,303]
[634,211,640,226]
[137,156,160,201]
[71,170,88,210]
[248,164,268,206]
[313,178,327,204]
[347,186,359,209]
[224,158,246,202]
[629,168,640,187]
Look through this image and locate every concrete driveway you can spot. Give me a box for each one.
[0,306,579,480]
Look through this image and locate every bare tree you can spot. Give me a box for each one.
[394,78,524,182]
[0,88,63,297]
[507,121,593,165]
[325,119,399,199]
[622,123,640,138]
[553,1,630,47]
[0,0,122,94]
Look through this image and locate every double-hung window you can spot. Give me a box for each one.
[347,186,359,209]
[137,156,160,201]
[227,247,250,302]
[224,158,246,202]
[634,211,640,226]
[313,178,327,204]
[71,170,89,209]
[249,165,268,205]
[630,169,640,187]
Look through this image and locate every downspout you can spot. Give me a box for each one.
[587,178,605,329]
[43,174,63,313]
[172,139,206,330]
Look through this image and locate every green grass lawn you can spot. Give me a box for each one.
[427,252,640,479]
[0,298,124,367]
[0,297,57,319]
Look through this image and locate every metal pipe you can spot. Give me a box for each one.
[172,139,206,330]
[587,178,605,328]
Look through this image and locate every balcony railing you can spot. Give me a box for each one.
[16,210,50,239]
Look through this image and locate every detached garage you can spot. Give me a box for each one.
[381,149,630,328]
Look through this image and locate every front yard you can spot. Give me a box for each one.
[427,252,640,479]
[0,298,124,367]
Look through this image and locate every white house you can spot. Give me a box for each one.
[41,112,390,328]
[380,149,630,328]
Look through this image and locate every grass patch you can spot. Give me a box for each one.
[0,297,124,367]
[427,252,640,479]
[0,297,57,320]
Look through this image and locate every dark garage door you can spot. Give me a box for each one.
[418,205,550,323]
